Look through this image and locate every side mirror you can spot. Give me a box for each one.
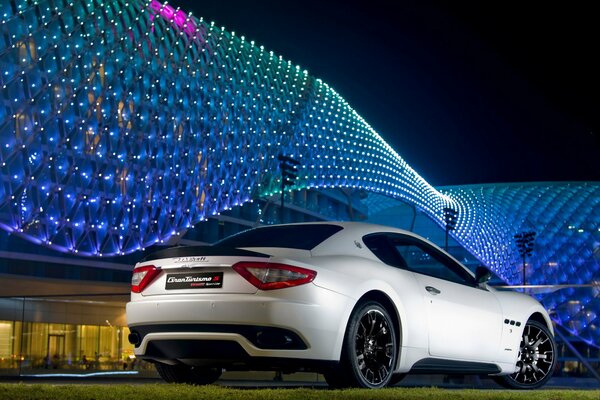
[475,266,492,285]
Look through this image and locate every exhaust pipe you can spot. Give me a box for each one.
[128,331,141,346]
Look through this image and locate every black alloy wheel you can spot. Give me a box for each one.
[326,301,397,388]
[494,319,556,389]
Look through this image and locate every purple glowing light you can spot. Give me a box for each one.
[149,0,201,38]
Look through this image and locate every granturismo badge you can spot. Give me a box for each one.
[165,272,223,289]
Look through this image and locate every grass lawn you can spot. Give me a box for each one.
[0,384,598,400]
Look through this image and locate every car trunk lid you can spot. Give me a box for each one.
[136,246,270,296]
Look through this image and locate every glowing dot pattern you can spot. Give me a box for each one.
[442,183,599,346]
[0,0,450,256]
[0,0,598,344]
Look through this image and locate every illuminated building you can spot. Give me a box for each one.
[0,0,598,375]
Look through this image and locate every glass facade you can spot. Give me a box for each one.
[0,297,156,376]
[0,321,129,371]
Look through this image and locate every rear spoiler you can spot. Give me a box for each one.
[141,246,269,262]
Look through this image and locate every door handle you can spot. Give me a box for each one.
[425,286,441,295]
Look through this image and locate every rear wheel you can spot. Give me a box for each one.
[155,363,222,385]
[328,301,397,388]
[493,320,556,389]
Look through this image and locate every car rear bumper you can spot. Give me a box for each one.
[126,284,354,363]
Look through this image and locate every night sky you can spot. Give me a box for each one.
[168,1,599,186]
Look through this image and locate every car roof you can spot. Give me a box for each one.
[265,221,430,240]
[303,222,475,278]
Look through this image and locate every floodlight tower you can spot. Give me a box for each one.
[514,231,536,286]
[443,207,458,252]
[278,154,300,223]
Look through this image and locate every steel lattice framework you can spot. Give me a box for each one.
[0,0,598,344]
[0,0,447,255]
[441,183,599,345]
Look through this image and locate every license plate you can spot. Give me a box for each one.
[165,272,223,289]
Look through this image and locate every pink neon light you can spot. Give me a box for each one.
[149,0,200,38]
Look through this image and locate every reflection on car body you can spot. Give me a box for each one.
[126,222,556,389]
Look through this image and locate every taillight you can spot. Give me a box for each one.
[131,265,161,293]
[232,262,316,290]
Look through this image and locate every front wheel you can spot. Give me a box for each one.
[155,363,221,385]
[329,301,398,388]
[493,320,556,389]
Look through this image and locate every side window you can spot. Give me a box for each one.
[363,234,406,268]
[389,236,474,286]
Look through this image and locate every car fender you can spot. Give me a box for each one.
[492,289,554,366]
[311,255,427,363]
[494,290,553,333]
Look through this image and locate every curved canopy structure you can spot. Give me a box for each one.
[0,0,449,255]
[0,0,598,344]
[426,183,597,345]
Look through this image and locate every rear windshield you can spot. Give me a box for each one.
[216,224,343,250]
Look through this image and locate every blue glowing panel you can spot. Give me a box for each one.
[0,0,598,345]
[442,183,599,346]
[0,0,449,256]
[363,183,599,347]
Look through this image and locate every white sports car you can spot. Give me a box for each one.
[126,222,556,389]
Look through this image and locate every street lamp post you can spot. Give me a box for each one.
[278,153,300,223]
[514,231,536,287]
[443,207,458,252]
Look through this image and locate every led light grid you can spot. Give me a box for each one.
[0,0,598,345]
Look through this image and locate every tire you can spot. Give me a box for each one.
[493,320,557,389]
[329,301,398,388]
[155,363,222,385]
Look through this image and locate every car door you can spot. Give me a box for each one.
[388,234,503,363]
